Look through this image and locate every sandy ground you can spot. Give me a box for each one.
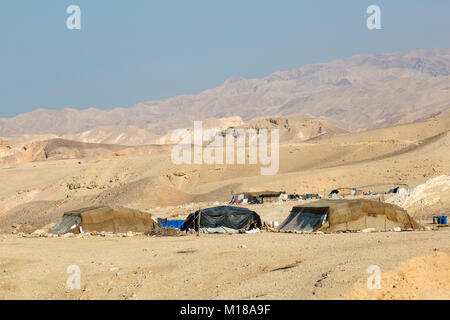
[0,227,448,300]
[349,251,450,299]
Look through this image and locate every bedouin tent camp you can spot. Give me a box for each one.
[49,205,159,234]
[181,206,262,234]
[278,199,422,233]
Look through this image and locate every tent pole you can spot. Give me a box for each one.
[197,210,201,237]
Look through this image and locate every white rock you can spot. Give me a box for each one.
[63,233,75,237]
[32,229,46,236]
[392,227,402,232]
[361,228,376,233]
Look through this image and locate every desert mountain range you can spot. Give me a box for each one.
[1,48,450,142]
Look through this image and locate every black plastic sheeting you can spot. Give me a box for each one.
[181,206,262,231]
[278,207,328,232]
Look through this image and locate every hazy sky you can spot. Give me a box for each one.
[0,0,449,118]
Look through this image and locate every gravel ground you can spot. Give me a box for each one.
[0,228,448,300]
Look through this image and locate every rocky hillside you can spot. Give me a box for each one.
[0,139,126,166]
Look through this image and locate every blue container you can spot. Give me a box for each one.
[167,220,185,229]
[157,218,184,229]
[439,216,447,225]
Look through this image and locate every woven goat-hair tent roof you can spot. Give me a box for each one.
[280,199,422,232]
[49,205,159,234]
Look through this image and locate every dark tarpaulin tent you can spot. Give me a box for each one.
[279,199,422,233]
[181,206,262,233]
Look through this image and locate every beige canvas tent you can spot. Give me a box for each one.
[49,205,159,234]
[279,199,422,232]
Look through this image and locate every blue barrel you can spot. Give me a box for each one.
[440,216,447,225]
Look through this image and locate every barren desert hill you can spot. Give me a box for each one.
[3,128,159,149]
[0,113,396,169]
[1,49,450,137]
[29,139,129,160]
[227,117,348,143]
[306,109,450,144]
[62,125,160,146]
[3,127,156,148]
[0,138,128,166]
[2,117,246,148]
[2,116,345,148]
[3,133,60,148]
[168,116,348,145]
[0,138,176,167]
[187,117,450,193]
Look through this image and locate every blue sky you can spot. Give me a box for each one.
[0,0,449,118]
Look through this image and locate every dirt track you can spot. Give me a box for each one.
[1,228,448,300]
